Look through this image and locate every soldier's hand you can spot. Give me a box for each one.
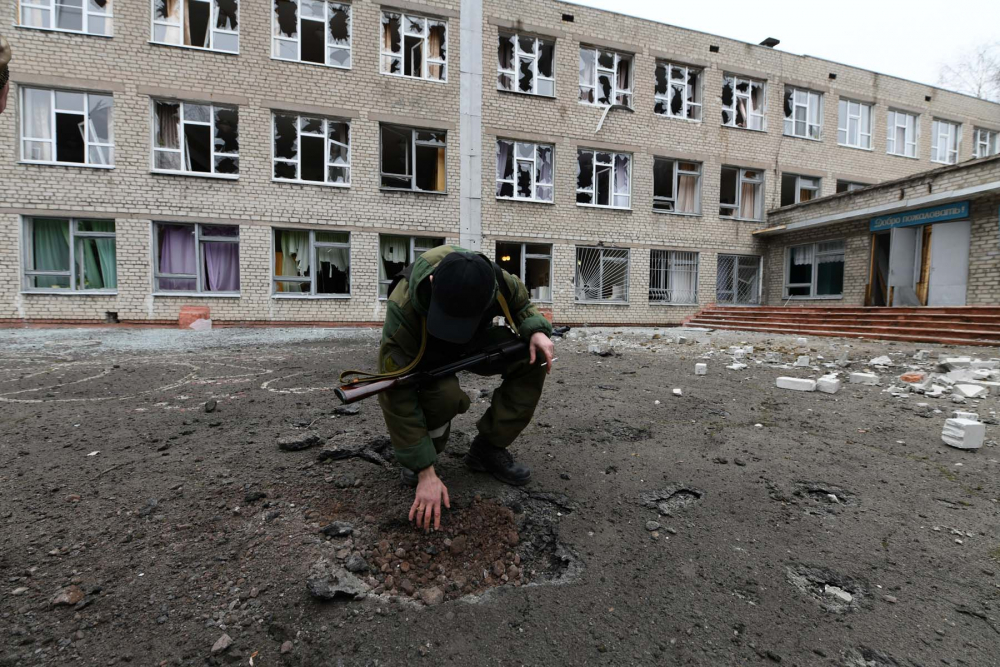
[409,466,450,532]
[528,332,555,374]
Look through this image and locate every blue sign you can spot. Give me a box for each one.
[870,201,970,232]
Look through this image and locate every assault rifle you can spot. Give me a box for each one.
[335,326,569,405]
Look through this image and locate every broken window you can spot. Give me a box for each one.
[649,250,698,304]
[20,0,112,35]
[579,47,632,107]
[721,74,766,130]
[153,222,239,293]
[886,110,918,158]
[653,158,701,214]
[273,228,350,296]
[576,149,630,209]
[153,99,239,176]
[380,11,446,81]
[780,174,820,207]
[496,242,552,302]
[837,99,872,149]
[380,124,446,192]
[719,166,763,220]
[497,33,555,96]
[836,180,865,194]
[496,140,553,203]
[20,87,114,166]
[22,217,117,292]
[931,119,961,164]
[272,0,351,68]
[378,235,445,298]
[575,246,629,302]
[783,86,822,140]
[272,112,350,186]
[152,0,239,52]
[974,127,999,158]
[784,240,844,298]
[654,62,701,121]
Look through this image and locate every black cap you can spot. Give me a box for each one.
[427,253,496,344]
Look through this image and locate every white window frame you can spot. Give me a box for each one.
[18,0,113,36]
[272,0,351,69]
[652,158,702,215]
[576,149,631,210]
[272,228,352,298]
[974,127,1000,158]
[836,180,866,194]
[272,112,351,187]
[379,124,448,193]
[578,46,633,108]
[150,0,239,52]
[783,240,845,299]
[719,166,764,221]
[654,62,702,121]
[495,242,553,303]
[21,217,117,294]
[721,74,766,131]
[497,33,555,97]
[931,119,962,165]
[19,87,115,168]
[887,109,918,158]
[151,99,240,179]
[649,250,699,305]
[495,140,554,204]
[378,235,445,299]
[379,11,448,82]
[783,86,823,140]
[575,246,629,303]
[837,98,872,150]
[152,222,240,296]
[781,173,821,206]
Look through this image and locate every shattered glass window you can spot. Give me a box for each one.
[273,228,350,297]
[23,0,112,35]
[496,140,553,202]
[153,100,239,177]
[272,1,351,68]
[579,46,632,108]
[152,0,239,52]
[783,86,823,140]
[497,33,555,96]
[654,62,702,121]
[721,75,766,130]
[381,11,446,81]
[720,166,763,220]
[577,149,630,209]
[272,112,350,185]
[21,87,114,167]
[381,125,446,192]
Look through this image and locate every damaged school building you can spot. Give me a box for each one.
[2,0,1000,327]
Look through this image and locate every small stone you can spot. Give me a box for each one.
[11,587,28,596]
[395,548,406,559]
[333,405,361,416]
[823,584,853,603]
[884,595,897,604]
[449,535,467,555]
[306,558,369,601]
[560,473,571,480]
[712,457,728,465]
[672,388,683,397]
[280,641,293,654]
[645,521,660,531]
[507,531,519,546]
[278,433,321,452]
[243,491,266,504]
[66,494,81,503]
[345,554,369,573]
[51,585,84,606]
[492,560,505,577]
[204,399,217,413]
[211,634,232,654]
[733,458,747,466]
[321,521,354,537]
[400,579,416,595]
[419,586,444,606]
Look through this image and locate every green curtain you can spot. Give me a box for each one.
[79,237,117,290]
[32,219,70,288]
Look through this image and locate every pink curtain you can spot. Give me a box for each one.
[158,225,196,290]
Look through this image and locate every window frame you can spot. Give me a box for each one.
[495,241,554,303]
[974,127,1000,158]
[886,109,919,158]
[152,221,240,296]
[272,0,352,69]
[271,112,351,188]
[150,0,240,53]
[377,234,445,299]
[721,74,766,131]
[576,149,632,210]
[578,46,633,108]
[931,118,962,165]
[271,228,352,298]
[780,173,821,207]
[836,180,866,194]
[652,157,702,216]
[783,86,823,141]
[19,87,115,168]
[151,99,240,179]
[654,61,702,122]
[21,217,118,294]
[783,239,846,299]
[649,249,699,305]
[497,32,555,97]
[379,124,448,193]
[837,98,872,150]
[18,0,114,36]
[495,139,555,204]
[379,11,448,83]
[719,166,764,221]
[574,246,630,304]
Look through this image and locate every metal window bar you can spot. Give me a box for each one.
[649,250,698,304]
[716,254,761,305]
[575,246,629,302]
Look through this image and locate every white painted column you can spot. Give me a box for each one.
[459,0,483,251]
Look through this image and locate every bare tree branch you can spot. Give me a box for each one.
[938,42,1000,102]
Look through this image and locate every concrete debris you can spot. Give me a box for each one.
[307,558,370,601]
[938,357,972,371]
[278,432,322,451]
[953,384,988,399]
[824,584,854,604]
[849,373,879,386]
[695,363,707,375]
[589,344,614,357]
[645,520,660,531]
[942,418,986,450]
[913,350,930,361]
[765,352,780,363]
[817,375,842,394]
[869,356,892,367]
[727,362,748,370]
[795,337,808,345]
[777,377,817,392]
[672,388,683,397]
[794,356,811,367]
[321,521,354,537]
[51,585,84,606]
[211,634,232,654]
[952,411,980,421]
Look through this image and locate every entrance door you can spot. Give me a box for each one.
[716,254,761,305]
[927,220,971,306]
[869,232,891,306]
[888,226,921,306]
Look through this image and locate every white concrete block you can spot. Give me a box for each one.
[869,356,892,366]
[672,388,683,397]
[796,337,808,345]
[677,336,688,344]
[913,350,930,361]
[695,363,707,375]
[939,357,973,371]
[726,362,747,370]
[743,346,754,355]
[942,418,986,450]
[953,384,988,399]
[952,411,980,421]
[733,349,746,359]
[794,356,811,367]
[849,372,879,385]
[970,360,999,370]
[776,377,817,392]
[816,375,842,394]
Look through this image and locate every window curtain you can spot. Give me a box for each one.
[537,147,553,183]
[579,49,595,88]
[183,0,193,46]
[317,246,349,275]
[427,23,443,78]
[435,146,446,191]
[735,98,747,126]
[25,89,53,160]
[791,245,815,266]
[496,140,511,180]
[739,182,756,219]
[80,238,117,290]
[32,219,70,288]
[204,242,239,291]
[280,230,310,276]
[614,156,629,193]
[669,256,695,303]
[378,236,408,292]
[157,103,179,149]
[158,225,196,289]
[677,173,697,213]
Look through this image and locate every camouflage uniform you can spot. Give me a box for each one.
[377,245,553,472]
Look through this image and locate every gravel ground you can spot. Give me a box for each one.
[1,326,998,666]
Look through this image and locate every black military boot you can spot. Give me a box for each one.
[400,467,418,488]
[464,436,531,486]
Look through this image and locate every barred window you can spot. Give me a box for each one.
[575,246,629,303]
[649,250,698,304]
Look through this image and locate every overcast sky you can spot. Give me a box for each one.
[566,0,999,94]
